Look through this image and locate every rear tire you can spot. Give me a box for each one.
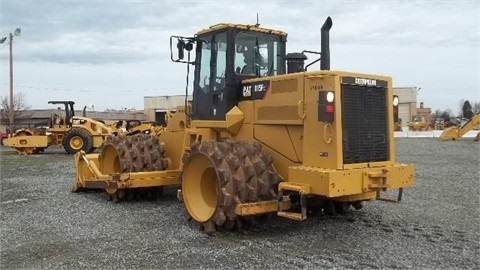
[98,135,168,201]
[62,128,93,154]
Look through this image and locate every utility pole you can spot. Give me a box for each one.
[8,32,14,135]
[1,28,21,135]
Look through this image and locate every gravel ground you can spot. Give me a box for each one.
[0,138,479,269]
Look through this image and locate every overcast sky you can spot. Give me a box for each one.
[0,0,478,112]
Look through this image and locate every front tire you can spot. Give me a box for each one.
[181,140,280,233]
[62,128,93,154]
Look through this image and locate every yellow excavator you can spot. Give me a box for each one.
[439,114,480,141]
[3,101,113,154]
[72,17,414,233]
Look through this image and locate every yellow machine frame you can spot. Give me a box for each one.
[73,17,414,232]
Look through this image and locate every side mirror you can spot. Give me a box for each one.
[177,40,185,60]
[185,42,193,52]
[170,35,195,64]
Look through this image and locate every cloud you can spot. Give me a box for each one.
[2,1,478,63]
[0,0,478,111]
[22,28,164,63]
[1,1,184,63]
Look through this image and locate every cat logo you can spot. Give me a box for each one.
[355,78,377,86]
[241,81,270,100]
[243,85,252,97]
[341,76,387,88]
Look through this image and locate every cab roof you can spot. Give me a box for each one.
[196,23,288,37]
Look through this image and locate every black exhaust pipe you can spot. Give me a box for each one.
[321,17,332,70]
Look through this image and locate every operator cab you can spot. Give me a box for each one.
[172,24,287,120]
[48,101,75,128]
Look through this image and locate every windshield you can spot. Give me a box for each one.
[234,31,280,77]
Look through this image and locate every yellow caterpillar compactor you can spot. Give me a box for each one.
[4,101,112,155]
[73,17,415,233]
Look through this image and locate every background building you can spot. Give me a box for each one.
[416,102,432,126]
[394,87,421,127]
[144,95,191,124]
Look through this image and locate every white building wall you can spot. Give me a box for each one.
[144,95,192,122]
[394,87,418,127]
[144,95,190,110]
[394,87,418,103]
[398,104,411,126]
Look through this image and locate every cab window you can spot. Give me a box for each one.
[214,32,227,91]
[197,32,227,92]
[198,37,211,92]
[234,32,280,77]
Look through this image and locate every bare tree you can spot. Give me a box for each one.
[0,92,32,131]
[457,99,465,117]
[432,109,453,121]
[473,102,480,114]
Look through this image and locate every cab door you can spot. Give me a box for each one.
[192,32,228,120]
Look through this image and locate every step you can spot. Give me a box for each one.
[278,211,306,221]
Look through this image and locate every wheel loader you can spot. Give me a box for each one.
[3,101,113,155]
[73,17,415,233]
[408,115,429,131]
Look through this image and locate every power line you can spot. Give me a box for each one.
[0,83,183,94]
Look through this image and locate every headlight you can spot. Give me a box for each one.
[326,91,334,102]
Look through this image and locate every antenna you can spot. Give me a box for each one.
[255,13,260,27]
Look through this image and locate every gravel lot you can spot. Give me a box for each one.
[1,138,479,269]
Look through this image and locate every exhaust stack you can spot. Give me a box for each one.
[321,17,332,70]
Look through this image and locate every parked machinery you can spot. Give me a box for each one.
[0,131,7,145]
[433,118,445,130]
[73,17,415,233]
[108,119,166,138]
[439,114,480,141]
[408,115,430,131]
[3,101,113,155]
